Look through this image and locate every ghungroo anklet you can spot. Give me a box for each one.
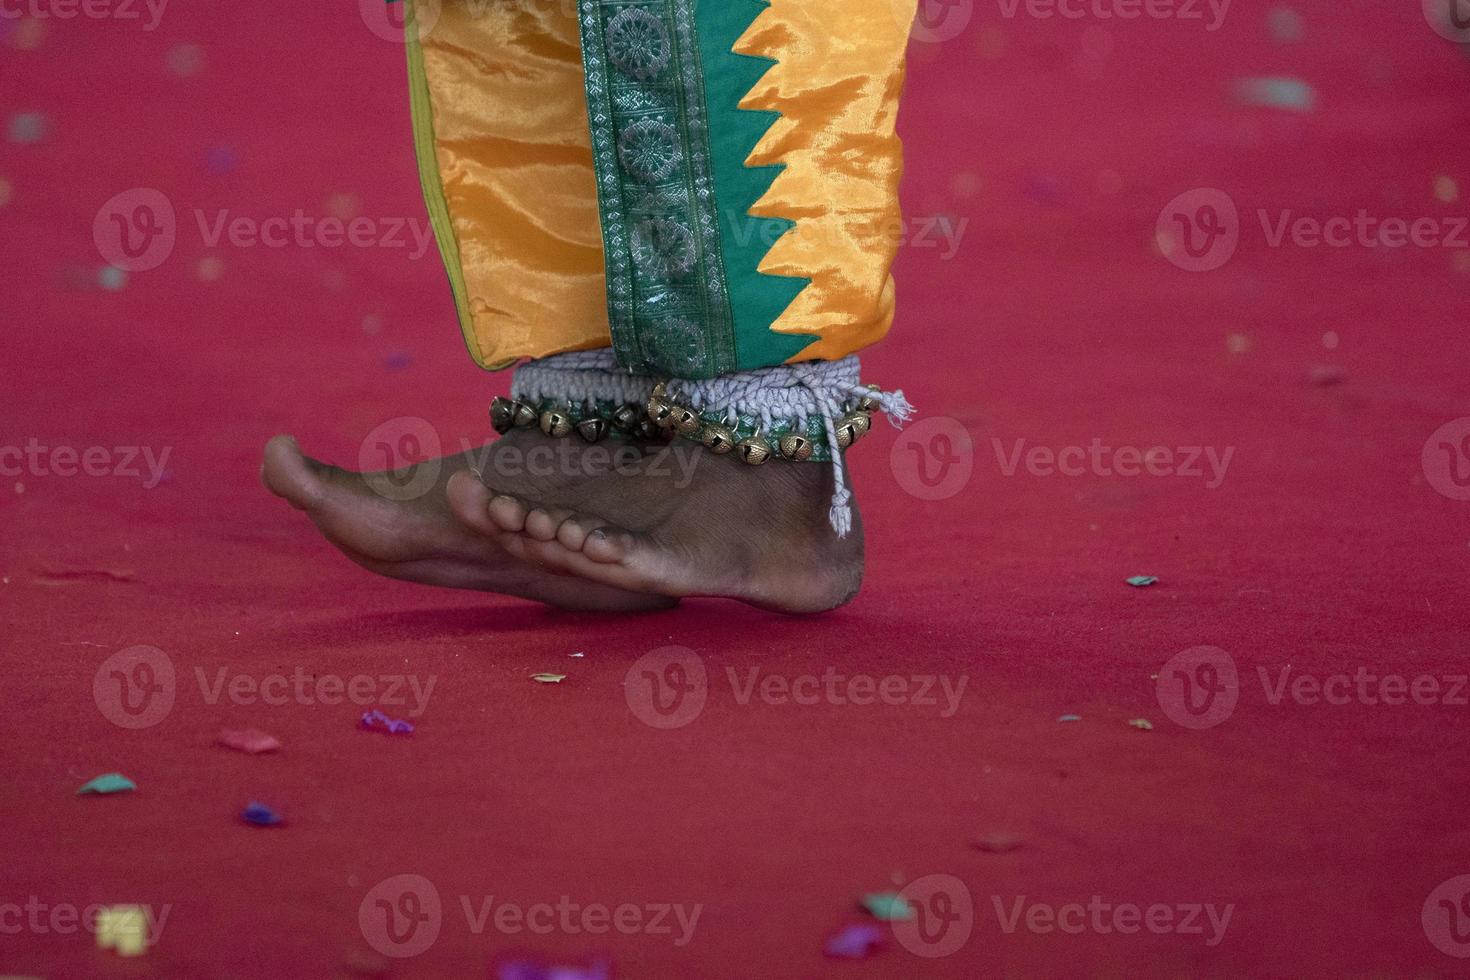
[491,350,913,536]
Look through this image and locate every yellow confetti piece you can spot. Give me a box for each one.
[1128,718,1154,731]
[531,673,566,684]
[1435,175,1459,205]
[196,257,224,282]
[96,905,149,957]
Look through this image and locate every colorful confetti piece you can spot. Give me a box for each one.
[1234,76,1316,113]
[860,892,914,922]
[1128,718,1155,731]
[241,801,283,827]
[974,832,1025,854]
[1057,714,1081,722]
[77,773,136,795]
[1125,576,1158,587]
[823,923,884,959]
[531,673,567,684]
[96,905,149,957]
[217,728,281,754]
[360,709,414,735]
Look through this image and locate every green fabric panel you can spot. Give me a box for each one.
[693,0,816,370]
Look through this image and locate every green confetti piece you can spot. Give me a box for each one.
[860,892,914,922]
[1128,718,1154,731]
[1125,576,1158,587]
[77,773,136,795]
[531,673,566,684]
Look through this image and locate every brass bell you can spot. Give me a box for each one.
[857,383,882,413]
[672,406,702,435]
[778,433,813,461]
[737,435,772,465]
[490,396,515,434]
[647,396,676,428]
[512,400,539,428]
[612,403,642,430]
[834,411,873,449]
[576,417,610,443]
[701,424,736,454]
[539,408,573,437]
[635,419,669,442]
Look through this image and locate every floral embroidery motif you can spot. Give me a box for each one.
[643,316,707,373]
[631,217,697,278]
[606,7,671,81]
[617,118,680,185]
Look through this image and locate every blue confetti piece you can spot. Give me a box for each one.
[204,144,239,175]
[1234,76,1316,113]
[384,352,412,371]
[824,923,884,959]
[360,708,414,735]
[97,266,128,292]
[241,801,283,827]
[1057,714,1081,723]
[7,112,47,145]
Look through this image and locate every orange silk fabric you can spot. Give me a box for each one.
[740,0,916,362]
[415,0,609,367]
[412,0,916,367]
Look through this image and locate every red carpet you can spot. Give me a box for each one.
[4,2,1470,976]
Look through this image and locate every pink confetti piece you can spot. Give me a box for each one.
[216,728,281,754]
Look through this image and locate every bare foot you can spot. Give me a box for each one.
[447,428,864,614]
[260,435,675,612]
